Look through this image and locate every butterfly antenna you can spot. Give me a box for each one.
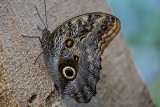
[34,5,47,29]
[44,0,48,29]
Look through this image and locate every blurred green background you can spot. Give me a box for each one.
[107,0,160,106]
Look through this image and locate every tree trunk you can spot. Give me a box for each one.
[0,0,155,107]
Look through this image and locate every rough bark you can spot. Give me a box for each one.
[0,0,155,107]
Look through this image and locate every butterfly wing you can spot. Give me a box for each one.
[42,12,120,103]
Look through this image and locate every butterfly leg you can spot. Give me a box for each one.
[33,51,44,64]
[21,34,42,44]
[21,35,43,64]
[37,25,43,31]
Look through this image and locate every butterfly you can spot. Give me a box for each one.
[22,0,120,103]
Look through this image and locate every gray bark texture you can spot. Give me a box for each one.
[0,0,156,107]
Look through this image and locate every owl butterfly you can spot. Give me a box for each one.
[31,0,120,103]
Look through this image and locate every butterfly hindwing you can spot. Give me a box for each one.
[42,12,120,103]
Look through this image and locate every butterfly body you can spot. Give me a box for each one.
[40,12,120,103]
